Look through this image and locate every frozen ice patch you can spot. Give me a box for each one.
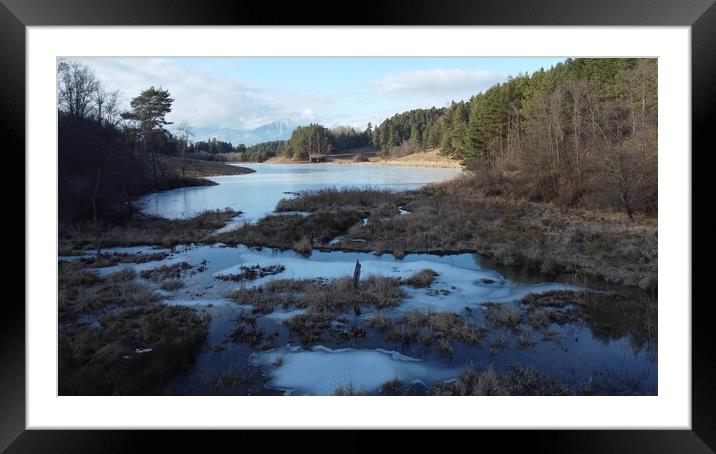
[165,298,235,308]
[263,308,307,322]
[252,346,457,395]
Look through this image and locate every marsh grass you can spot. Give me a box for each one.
[59,209,242,252]
[212,365,269,394]
[432,365,571,396]
[403,269,439,288]
[230,324,267,348]
[228,313,277,350]
[482,302,523,331]
[379,378,404,396]
[333,383,370,396]
[228,279,313,314]
[282,276,405,344]
[59,304,209,395]
[275,187,409,213]
[59,263,158,318]
[303,276,405,313]
[284,313,334,345]
[489,337,508,353]
[227,275,405,345]
[160,279,185,291]
[218,210,365,253]
[140,262,192,281]
[293,237,313,256]
[371,310,486,355]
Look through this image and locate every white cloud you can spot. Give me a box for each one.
[76,58,333,130]
[372,68,499,98]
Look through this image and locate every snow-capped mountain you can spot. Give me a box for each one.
[186,120,299,146]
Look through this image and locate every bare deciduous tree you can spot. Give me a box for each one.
[176,121,193,179]
[58,59,100,120]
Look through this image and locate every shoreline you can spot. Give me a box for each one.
[257,149,463,170]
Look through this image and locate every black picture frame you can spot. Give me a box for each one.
[4,0,711,451]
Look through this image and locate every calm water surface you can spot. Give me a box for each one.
[138,163,463,221]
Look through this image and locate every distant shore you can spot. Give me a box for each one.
[158,155,255,177]
[261,149,462,169]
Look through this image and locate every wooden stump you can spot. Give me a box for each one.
[353,260,361,289]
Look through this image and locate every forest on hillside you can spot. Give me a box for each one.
[372,58,657,216]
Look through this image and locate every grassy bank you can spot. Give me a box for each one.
[223,176,657,290]
[262,148,461,169]
[157,155,255,178]
[141,156,255,194]
[59,209,241,253]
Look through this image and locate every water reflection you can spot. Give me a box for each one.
[137,163,462,221]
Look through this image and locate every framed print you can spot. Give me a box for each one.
[4,0,712,451]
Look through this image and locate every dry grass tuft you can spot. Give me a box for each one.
[403,269,439,288]
[432,365,571,396]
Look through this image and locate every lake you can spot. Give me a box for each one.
[137,163,463,221]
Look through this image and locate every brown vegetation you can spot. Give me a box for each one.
[140,262,192,281]
[229,315,273,350]
[369,310,486,355]
[228,276,405,345]
[59,305,209,395]
[160,279,185,291]
[432,365,571,396]
[59,209,241,252]
[279,181,656,289]
[403,269,439,288]
[58,263,158,318]
[217,210,365,253]
[275,188,408,213]
[58,260,209,395]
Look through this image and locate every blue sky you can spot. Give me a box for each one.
[77,57,565,133]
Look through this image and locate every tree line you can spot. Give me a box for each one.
[239,124,372,161]
[176,125,372,163]
[371,58,657,216]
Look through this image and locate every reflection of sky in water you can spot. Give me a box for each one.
[253,346,459,395]
[137,163,463,220]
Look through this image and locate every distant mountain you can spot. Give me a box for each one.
[186,120,299,146]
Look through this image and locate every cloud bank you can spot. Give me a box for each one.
[78,58,332,130]
[372,68,499,98]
